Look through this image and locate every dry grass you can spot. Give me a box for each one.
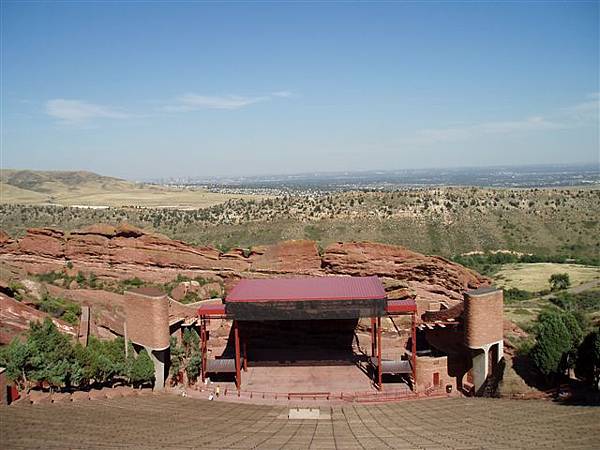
[0,170,269,208]
[494,263,600,291]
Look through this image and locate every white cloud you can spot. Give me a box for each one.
[165,94,267,112]
[45,99,130,124]
[398,95,598,146]
[164,90,294,112]
[271,90,294,98]
[561,92,599,122]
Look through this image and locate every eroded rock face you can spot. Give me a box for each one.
[18,228,65,258]
[250,240,322,273]
[0,225,491,342]
[0,294,77,344]
[323,242,487,291]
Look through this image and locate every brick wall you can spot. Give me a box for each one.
[463,287,503,348]
[124,287,170,350]
[415,356,452,392]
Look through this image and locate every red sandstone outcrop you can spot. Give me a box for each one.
[0,225,492,342]
[64,224,242,270]
[0,294,77,344]
[0,229,13,245]
[250,240,322,273]
[44,285,126,336]
[17,227,65,258]
[323,242,488,291]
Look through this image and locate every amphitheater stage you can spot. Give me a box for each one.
[214,364,376,394]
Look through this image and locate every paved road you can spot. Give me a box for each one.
[2,394,599,449]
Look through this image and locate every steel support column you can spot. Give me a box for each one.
[234,320,241,391]
[371,317,376,357]
[411,312,417,391]
[200,316,207,382]
[377,316,382,390]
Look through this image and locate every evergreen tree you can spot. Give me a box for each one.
[575,328,600,390]
[0,338,31,391]
[531,311,583,381]
[129,350,155,386]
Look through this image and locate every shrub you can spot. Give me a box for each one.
[181,292,200,304]
[549,273,570,291]
[38,294,81,325]
[120,277,145,289]
[504,288,534,303]
[76,271,87,285]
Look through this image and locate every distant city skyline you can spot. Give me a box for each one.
[1,1,598,180]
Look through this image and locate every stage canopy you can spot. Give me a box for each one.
[224,276,389,320]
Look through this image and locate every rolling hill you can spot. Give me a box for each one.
[0,169,267,208]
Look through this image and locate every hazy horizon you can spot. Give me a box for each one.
[1,2,599,179]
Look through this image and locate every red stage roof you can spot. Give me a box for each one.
[197,304,226,316]
[226,276,386,303]
[386,299,417,313]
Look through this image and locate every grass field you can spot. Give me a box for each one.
[494,263,600,291]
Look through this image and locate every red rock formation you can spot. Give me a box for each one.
[324,241,487,289]
[250,240,322,273]
[0,294,76,344]
[0,225,492,342]
[17,228,65,258]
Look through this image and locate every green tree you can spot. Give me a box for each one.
[186,352,202,384]
[128,350,155,386]
[575,328,600,390]
[531,311,583,381]
[549,273,571,291]
[182,328,199,356]
[27,318,77,391]
[0,338,32,391]
[169,336,185,383]
[74,337,127,387]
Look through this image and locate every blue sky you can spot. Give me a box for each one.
[1,1,598,180]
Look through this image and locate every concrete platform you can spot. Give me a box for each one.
[242,364,374,393]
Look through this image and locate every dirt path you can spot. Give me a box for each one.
[539,278,600,300]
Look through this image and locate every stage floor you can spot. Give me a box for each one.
[241,363,374,393]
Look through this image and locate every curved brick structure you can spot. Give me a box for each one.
[463,287,503,348]
[124,287,170,351]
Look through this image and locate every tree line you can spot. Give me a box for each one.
[0,318,155,393]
